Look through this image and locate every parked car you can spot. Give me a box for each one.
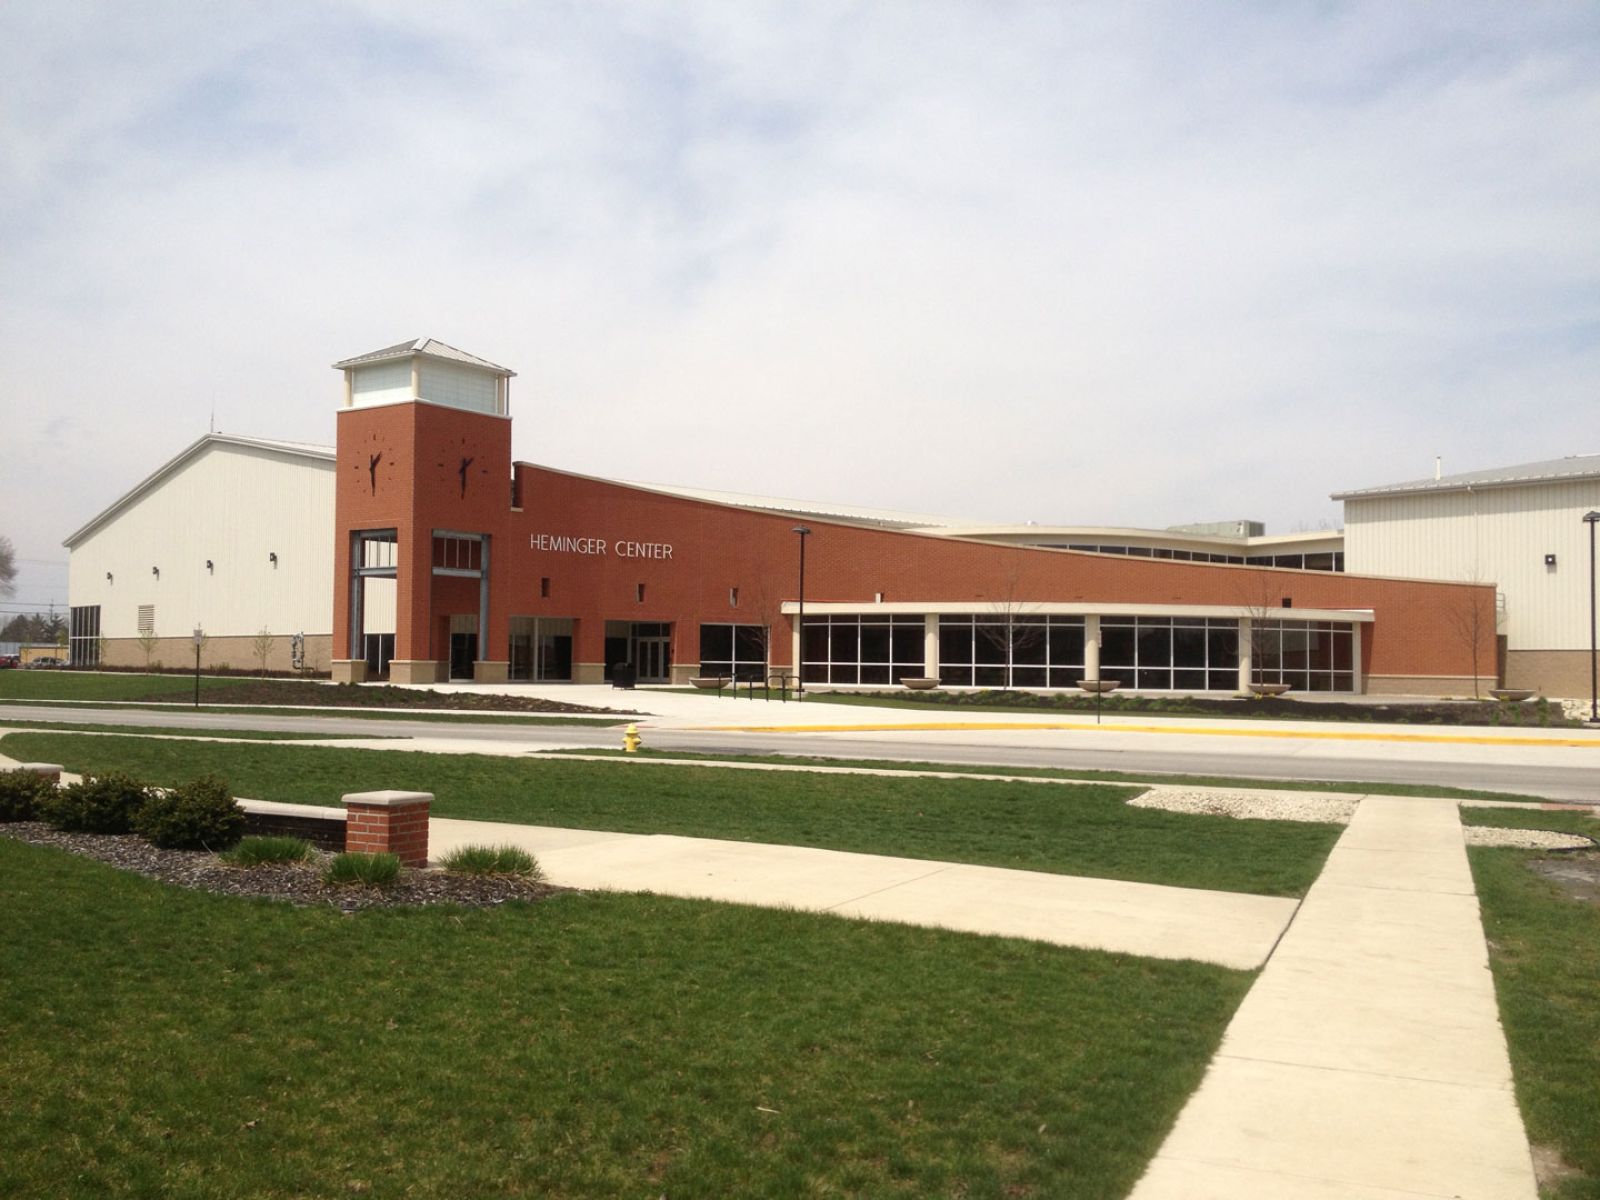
[0,654,19,669]
[25,656,65,669]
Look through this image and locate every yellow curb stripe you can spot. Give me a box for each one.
[696,720,1600,749]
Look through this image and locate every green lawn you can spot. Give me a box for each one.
[1470,846,1600,1198]
[0,839,1250,1199]
[0,670,260,701]
[0,732,1341,896]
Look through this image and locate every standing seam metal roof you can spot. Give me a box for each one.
[331,338,515,376]
[1332,454,1600,500]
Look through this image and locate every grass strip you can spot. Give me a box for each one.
[0,719,393,740]
[1469,846,1600,1198]
[0,700,625,726]
[0,838,1249,1200]
[0,672,260,701]
[0,732,1341,895]
[1459,806,1600,838]
[0,673,630,722]
[551,746,1553,805]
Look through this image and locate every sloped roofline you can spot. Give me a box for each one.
[1333,453,1600,501]
[62,434,334,548]
[331,338,516,377]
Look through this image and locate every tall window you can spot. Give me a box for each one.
[801,615,924,685]
[1249,620,1354,692]
[938,615,1084,687]
[69,605,101,666]
[699,624,768,681]
[1099,617,1239,691]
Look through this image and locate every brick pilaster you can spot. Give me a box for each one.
[341,790,432,866]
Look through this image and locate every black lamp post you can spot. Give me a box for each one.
[1585,510,1600,725]
[793,526,811,698]
[192,626,204,709]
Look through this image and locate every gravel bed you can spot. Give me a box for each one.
[1130,788,1358,824]
[1463,826,1595,850]
[0,823,563,912]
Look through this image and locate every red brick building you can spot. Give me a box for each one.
[330,339,1497,696]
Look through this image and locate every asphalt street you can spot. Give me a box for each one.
[3,701,1596,803]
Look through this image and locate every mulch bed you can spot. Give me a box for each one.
[1,823,565,913]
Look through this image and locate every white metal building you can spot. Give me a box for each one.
[64,434,345,672]
[1335,454,1600,697]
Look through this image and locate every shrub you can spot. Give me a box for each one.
[133,776,245,850]
[439,844,544,879]
[324,852,400,887]
[220,836,313,867]
[41,772,151,834]
[0,771,57,823]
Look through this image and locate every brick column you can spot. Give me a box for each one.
[14,763,63,784]
[342,790,432,866]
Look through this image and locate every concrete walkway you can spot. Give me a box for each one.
[1129,795,1537,1199]
[427,816,1296,970]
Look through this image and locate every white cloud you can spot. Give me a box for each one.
[2,1,1597,608]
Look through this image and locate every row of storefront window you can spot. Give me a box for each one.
[793,614,1356,692]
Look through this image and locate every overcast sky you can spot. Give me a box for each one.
[3,1,1597,617]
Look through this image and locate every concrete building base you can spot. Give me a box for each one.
[99,633,334,675]
[1366,673,1495,698]
[330,659,367,684]
[1505,649,1598,699]
[473,660,509,683]
[389,659,444,684]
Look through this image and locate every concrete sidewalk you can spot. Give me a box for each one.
[428,816,1297,969]
[1129,795,1537,1199]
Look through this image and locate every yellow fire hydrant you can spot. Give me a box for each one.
[623,723,642,753]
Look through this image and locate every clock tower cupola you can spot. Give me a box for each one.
[331,338,517,687]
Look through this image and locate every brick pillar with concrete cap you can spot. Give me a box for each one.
[342,790,432,866]
[14,763,64,784]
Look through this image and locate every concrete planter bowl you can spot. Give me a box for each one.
[1247,683,1293,698]
[689,676,730,690]
[1489,688,1536,702]
[899,677,940,690]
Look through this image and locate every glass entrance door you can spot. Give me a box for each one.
[634,636,671,683]
[449,632,478,680]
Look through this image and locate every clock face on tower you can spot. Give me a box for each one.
[435,434,489,499]
[353,429,397,496]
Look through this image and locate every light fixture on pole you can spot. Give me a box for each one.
[1584,510,1599,726]
[792,526,811,698]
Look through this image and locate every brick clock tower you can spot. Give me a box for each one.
[331,339,515,684]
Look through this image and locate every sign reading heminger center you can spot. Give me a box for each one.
[531,533,673,559]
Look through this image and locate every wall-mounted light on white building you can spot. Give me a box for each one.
[105,572,113,584]
[269,552,278,566]
[206,560,214,574]
[152,566,160,579]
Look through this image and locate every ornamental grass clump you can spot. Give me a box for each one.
[220,836,313,867]
[439,843,544,880]
[0,771,57,822]
[132,775,245,850]
[324,852,400,887]
[41,772,151,834]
